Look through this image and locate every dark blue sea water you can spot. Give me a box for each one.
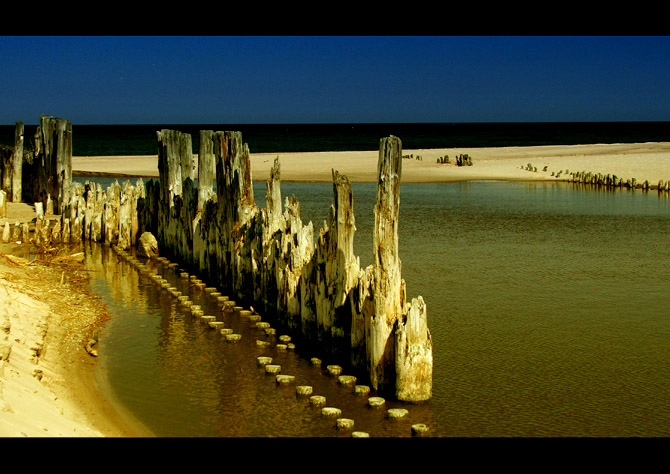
[1,122,668,155]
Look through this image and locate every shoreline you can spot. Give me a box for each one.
[0,242,153,437]
[2,141,669,437]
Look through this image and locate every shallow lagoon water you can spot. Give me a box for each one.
[84,180,670,437]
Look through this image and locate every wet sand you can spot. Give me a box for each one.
[0,242,152,437]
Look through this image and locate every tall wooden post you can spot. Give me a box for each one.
[1,147,11,198]
[26,115,72,215]
[156,129,194,257]
[12,121,23,202]
[197,130,216,211]
[368,136,404,393]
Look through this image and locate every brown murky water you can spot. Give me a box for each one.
[83,180,670,437]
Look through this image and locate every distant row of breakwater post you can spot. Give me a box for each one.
[0,115,433,403]
[522,162,670,194]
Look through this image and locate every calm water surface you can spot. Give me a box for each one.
[84,180,670,437]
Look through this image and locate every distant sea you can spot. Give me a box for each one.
[0,122,668,156]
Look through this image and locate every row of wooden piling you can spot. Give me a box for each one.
[3,117,433,403]
[567,170,670,193]
[110,244,429,437]
[154,130,433,402]
[524,163,670,193]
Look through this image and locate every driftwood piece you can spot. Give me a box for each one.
[85,328,99,357]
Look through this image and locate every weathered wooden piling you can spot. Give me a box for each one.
[1,147,12,201]
[0,122,23,202]
[368,136,404,393]
[197,130,216,211]
[22,115,72,215]
[11,122,23,202]
[298,169,360,361]
[0,191,6,219]
[395,295,432,401]
[564,168,670,195]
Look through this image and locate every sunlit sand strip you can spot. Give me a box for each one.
[72,142,670,186]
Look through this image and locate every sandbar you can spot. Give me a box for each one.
[72,142,670,186]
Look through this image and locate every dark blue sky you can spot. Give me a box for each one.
[2,36,669,125]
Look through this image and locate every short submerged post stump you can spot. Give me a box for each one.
[309,395,326,406]
[276,374,295,384]
[265,364,281,375]
[296,385,313,396]
[321,407,342,418]
[354,385,370,396]
[336,418,355,430]
[411,423,430,437]
[327,365,342,376]
[338,375,357,386]
[368,397,385,408]
[387,408,409,420]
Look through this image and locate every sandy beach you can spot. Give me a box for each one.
[71,142,670,186]
[0,241,152,437]
[2,141,670,437]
